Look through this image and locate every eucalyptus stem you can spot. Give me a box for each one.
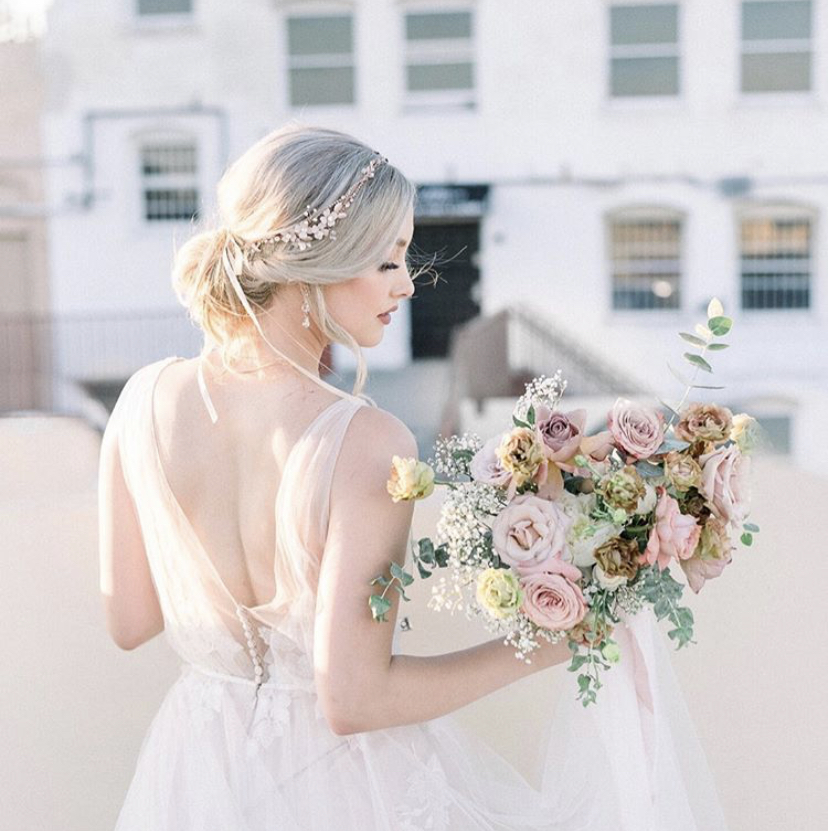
[666,340,709,433]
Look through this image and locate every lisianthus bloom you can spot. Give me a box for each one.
[607,398,665,461]
[641,487,702,571]
[387,456,435,502]
[491,493,572,573]
[675,402,734,444]
[596,465,647,513]
[476,568,523,619]
[594,535,640,581]
[495,426,547,500]
[569,608,614,647]
[663,450,703,493]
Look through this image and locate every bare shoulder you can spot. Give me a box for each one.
[347,403,418,460]
[333,404,419,497]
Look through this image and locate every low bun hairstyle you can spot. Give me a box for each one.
[172,123,418,398]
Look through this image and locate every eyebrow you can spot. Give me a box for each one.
[395,238,410,248]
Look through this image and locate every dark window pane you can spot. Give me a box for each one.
[741,51,811,92]
[742,1,811,40]
[407,62,473,91]
[137,0,192,14]
[611,56,679,95]
[144,189,199,221]
[288,16,352,56]
[611,4,678,45]
[406,12,472,40]
[289,66,354,105]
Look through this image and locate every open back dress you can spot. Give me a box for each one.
[106,355,731,831]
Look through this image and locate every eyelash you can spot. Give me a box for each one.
[380,262,400,271]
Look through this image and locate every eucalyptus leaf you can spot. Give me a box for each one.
[567,655,588,672]
[707,297,724,318]
[708,316,732,336]
[740,532,753,546]
[667,362,693,386]
[683,352,713,373]
[679,332,708,348]
[707,343,729,351]
[416,561,432,579]
[744,522,760,533]
[690,383,726,390]
[527,403,536,426]
[695,323,713,340]
[654,437,691,454]
[369,594,392,622]
[657,398,681,419]
[635,460,664,478]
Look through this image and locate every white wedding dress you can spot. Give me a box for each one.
[107,354,731,831]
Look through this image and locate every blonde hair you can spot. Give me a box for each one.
[172,123,418,398]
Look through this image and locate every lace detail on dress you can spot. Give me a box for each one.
[394,752,452,831]
[180,671,225,734]
[245,687,294,755]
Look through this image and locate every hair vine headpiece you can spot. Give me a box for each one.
[242,153,388,260]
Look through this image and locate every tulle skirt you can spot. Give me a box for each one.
[114,611,730,831]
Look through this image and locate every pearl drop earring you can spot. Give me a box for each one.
[300,285,311,329]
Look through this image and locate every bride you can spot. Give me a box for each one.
[98,123,730,829]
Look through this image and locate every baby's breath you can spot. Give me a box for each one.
[428,431,483,479]
[513,371,568,423]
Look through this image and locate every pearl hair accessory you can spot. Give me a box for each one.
[243,154,388,258]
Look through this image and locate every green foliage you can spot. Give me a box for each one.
[637,565,696,649]
[683,352,713,373]
[741,532,753,546]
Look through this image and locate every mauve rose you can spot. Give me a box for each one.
[470,434,512,487]
[607,398,665,461]
[698,444,751,532]
[641,487,702,572]
[520,571,586,631]
[680,518,733,594]
[534,405,587,460]
[492,493,572,574]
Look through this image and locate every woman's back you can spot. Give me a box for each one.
[150,353,354,611]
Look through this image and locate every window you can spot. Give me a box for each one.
[609,210,682,310]
[137,0,193,15]
[740,211,812,309]
[404,9,475,108]
[741,1,812,93]
[609,4,679,97]
[286,15,354,106]
[140,143,200,222]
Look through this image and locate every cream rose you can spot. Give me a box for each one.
[491,493,572,574]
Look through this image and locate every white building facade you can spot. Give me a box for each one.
[38,0,828,468]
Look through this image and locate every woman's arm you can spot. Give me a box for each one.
[314,407,571,736]
[98,415,165,651]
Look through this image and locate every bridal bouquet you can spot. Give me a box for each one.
[370,299,760,706]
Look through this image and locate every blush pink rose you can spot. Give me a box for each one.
[469,433,512,487]
[698,444,751,532]
[641,487,702,572]
[607,398,665,461]
[520,571,586,631]
[680,550,733,594]
[491,493,572,574]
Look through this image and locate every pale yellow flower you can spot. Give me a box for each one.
[476,568,523,620]
[386,456,435,503]
[730,413,759,454]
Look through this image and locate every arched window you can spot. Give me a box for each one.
[739,205,813,310]
[607,207,683,310]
